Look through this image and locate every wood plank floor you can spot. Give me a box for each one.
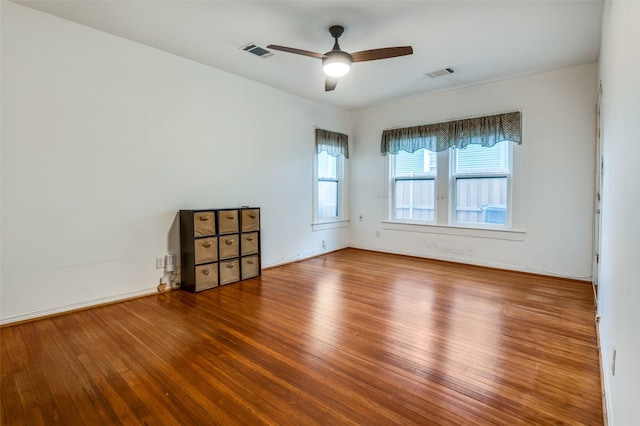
[1,248,603,425]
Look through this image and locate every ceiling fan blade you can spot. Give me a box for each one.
[351,46,413,62]
[325,77,339,92]
[266,44,326,59]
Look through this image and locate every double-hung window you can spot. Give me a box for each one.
[382,111,521,231]
[452,141,511,226]
[391,149,437,221]
[314,129,348,224]
[317,151,341,220]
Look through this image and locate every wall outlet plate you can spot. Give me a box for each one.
[156,257,164,269]
[165,254,175,272]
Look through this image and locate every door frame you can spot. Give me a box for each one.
[592,81,603,303]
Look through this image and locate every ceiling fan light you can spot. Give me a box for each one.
[322,51,353,78]
[323,62,350,78]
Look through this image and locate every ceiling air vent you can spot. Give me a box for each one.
[426,67,455,78]
[240,43,274,58]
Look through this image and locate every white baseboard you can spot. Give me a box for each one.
[1,245,350,325]
[262,244,348,269]
[1,243,587,325]
[0,287,159,325]
[597,318,613,426]
[348,244,592,281]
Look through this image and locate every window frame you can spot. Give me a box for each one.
[449,142,514,230]
[389,148,437,224]
[384,143,522,233]
[313,150,348,227]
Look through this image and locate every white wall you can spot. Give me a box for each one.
[2,3,629,421]
[0,2,350,323]
[350,63,597,279]
[597,1,640,424]
[0,2,603,325]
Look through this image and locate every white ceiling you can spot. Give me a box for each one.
[15,0,604,111]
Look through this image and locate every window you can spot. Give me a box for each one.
[317,151,341,220]
[314,129,348,224]
[453,141,511,226]
[391,149,436,221]
[382,112,521,231]
[387,143,517,229]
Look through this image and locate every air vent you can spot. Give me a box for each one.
[240,43,274,58]
[426,67,455,78]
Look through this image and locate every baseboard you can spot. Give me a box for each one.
[0,287,160,326]
[348,244,592,282]
[597,316,613,426]
[1,243,587,325]
[1,245,350,326]
[261,244,348,269]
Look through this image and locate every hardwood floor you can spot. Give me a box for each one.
[1,249,603,425]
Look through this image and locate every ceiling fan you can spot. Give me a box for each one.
[267,25,413,92]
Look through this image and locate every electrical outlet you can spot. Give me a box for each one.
[156,257,164,269]
[376,230,381,237]
[165,254,175,272]
[322,240,326,249]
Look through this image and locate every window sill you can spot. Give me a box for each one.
[380,221,525,241]
[312,220,350,232]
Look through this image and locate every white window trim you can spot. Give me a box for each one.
[389,151,437,223]
[386,151,438,224]
[384,144,523,236]
[312,151,349,229]
[450,142,513,230]
[311,220,350,232]
[380,221,525,241]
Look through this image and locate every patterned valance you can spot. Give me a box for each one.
[380,111,521,155]
[316,128,349,159]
